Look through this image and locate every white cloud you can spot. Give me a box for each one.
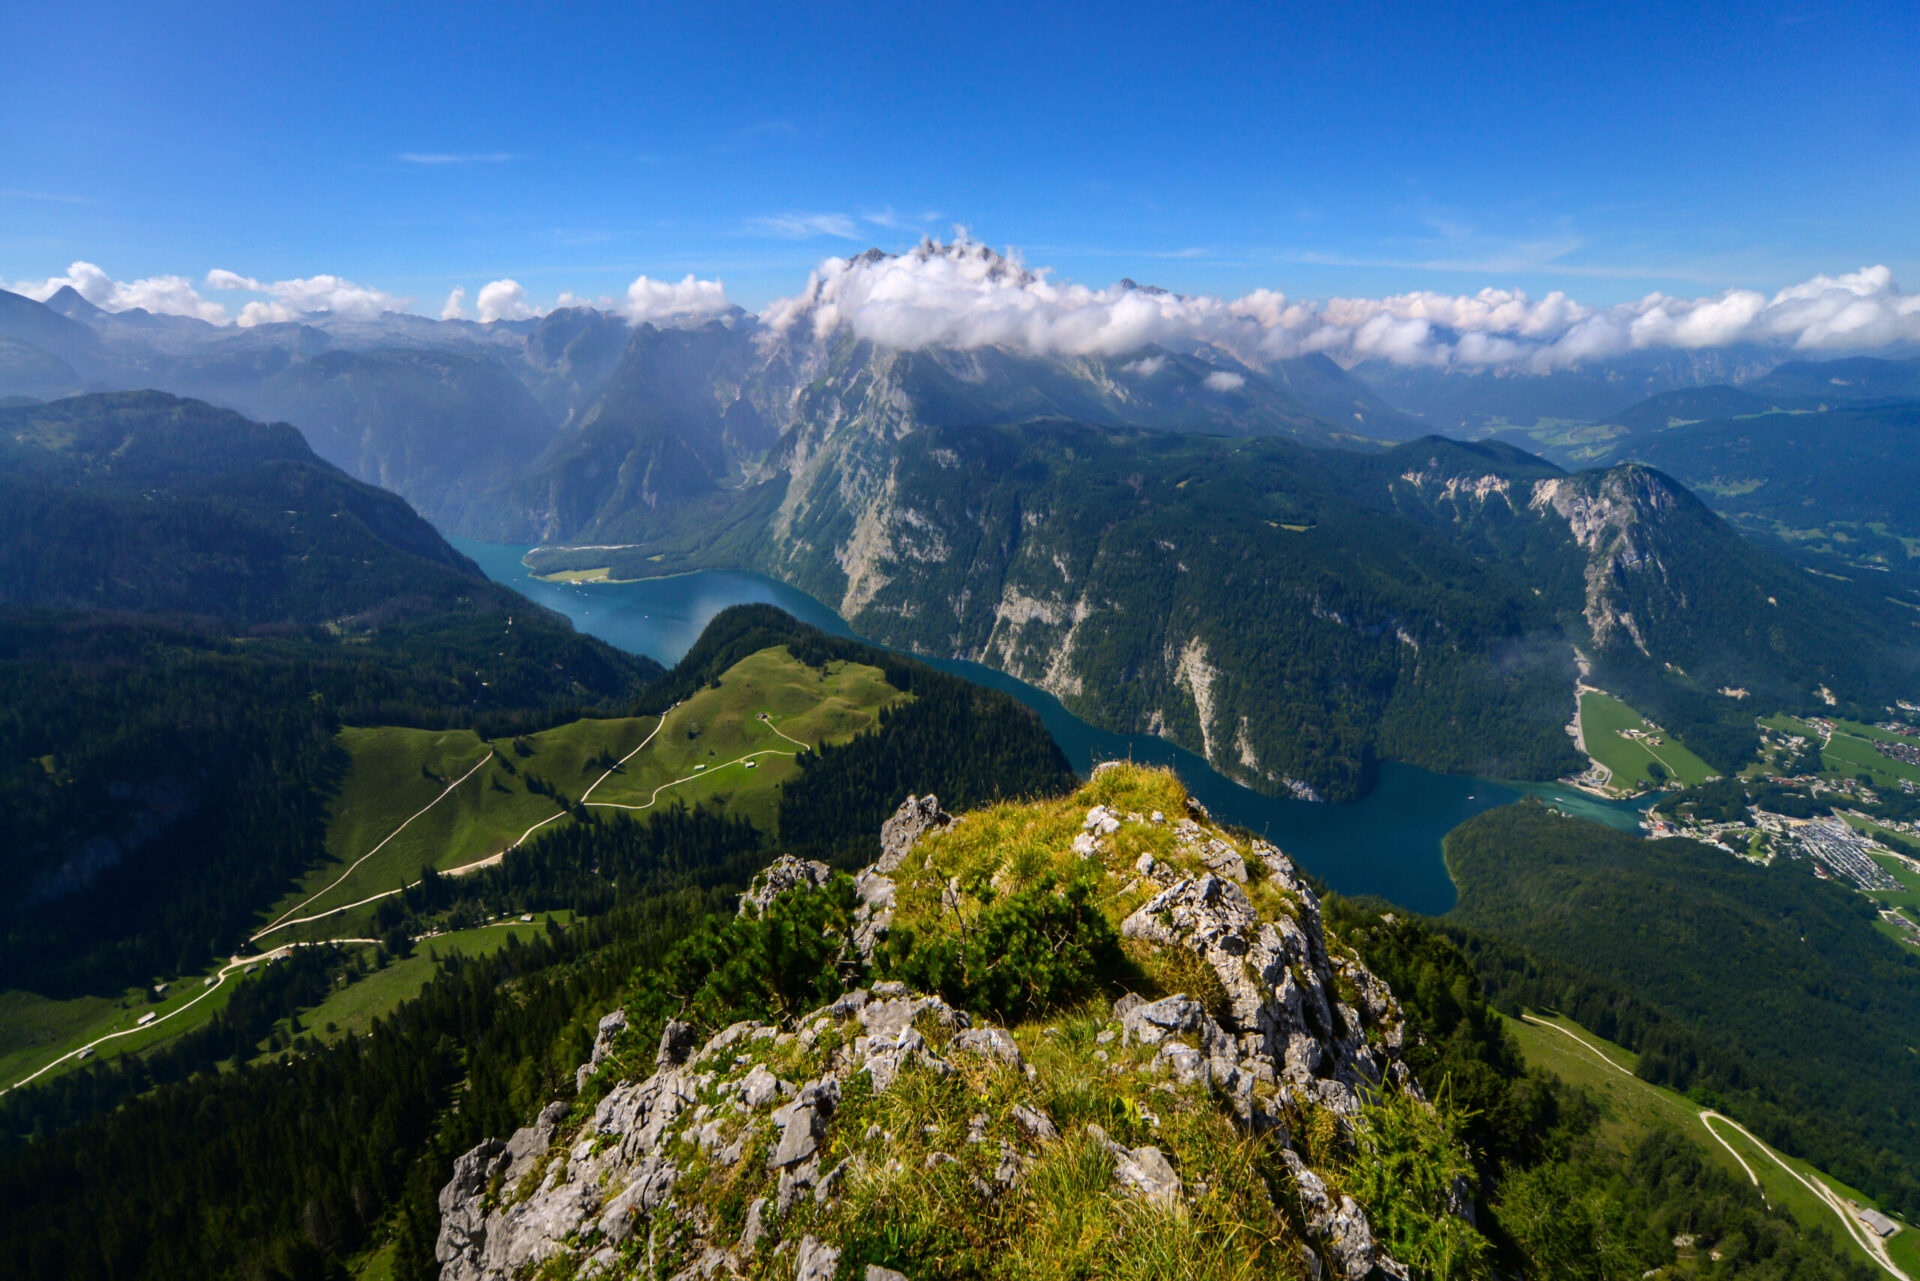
[11,261,227,322]
[475,279,539,323]
[14,244,1920,372]
[758,237,1920,371]
[1203,370,1245,391]
[208,270,413,327]
[621,273,731,325]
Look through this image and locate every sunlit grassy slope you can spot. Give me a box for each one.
[254,915,572,1057]
[0,964,250,1084]
[261,645,904,943]
[1505,1011,1912,1273]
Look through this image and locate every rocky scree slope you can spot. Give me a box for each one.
[437,766,1472,1280]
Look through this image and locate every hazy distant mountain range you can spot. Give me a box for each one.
[5,246,1918,801]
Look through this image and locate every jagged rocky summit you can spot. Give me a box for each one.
[437,767,1456,1280]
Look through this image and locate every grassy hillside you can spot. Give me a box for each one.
[1505,1011,1915,1276]
[259,645,904,945]
[1448,802,1920,1217]
[1762,714,1920,791]
[252,917,572,1055]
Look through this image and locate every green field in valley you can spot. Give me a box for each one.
[1505,1011,1915,1275]
[1762,713,1920,791]
[260,644,903,946]
[1824,722,1920,789]
[1579,691,1719,793]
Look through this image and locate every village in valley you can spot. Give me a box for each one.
[1571,690,1920,950]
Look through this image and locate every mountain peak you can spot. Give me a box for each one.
[43,285,103,320]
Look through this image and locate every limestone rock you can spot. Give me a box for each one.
[739,1063,787,1109]
[1283,1149,1409,1280]
[795,1235,841,1281]
[738,1197,771,1255]
[590,1009,626,1065]
[852,865,897,961]
[1118,993,1204,1046]
[739,854,832,916]
[1120,871,1393,1115]
[434,1139,503,1279]
[877,794,953,874]
[1011,1103,1059,1144]
[950,1025,1023,1068]
[1113,1144,1183,1209]
[770,1079,840,1168]
[655,1019,698,1069]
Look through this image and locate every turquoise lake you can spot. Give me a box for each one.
[456,540,1650,915]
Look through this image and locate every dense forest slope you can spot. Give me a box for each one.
[0,391,524,623]
[1446,803,1920,1217]
[0,392,670,993]
[1622,400,1920,579]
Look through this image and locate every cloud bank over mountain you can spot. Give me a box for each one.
[760,240,1920,370]
[11,243,1919,371]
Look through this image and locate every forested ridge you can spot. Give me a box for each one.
[0,391,530,624]
[0,607,660,996]
[1329,899,1876,1279]
[1445,802,1920,1216]
[0,390,670,994]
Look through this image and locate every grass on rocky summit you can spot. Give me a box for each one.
[561,993,1317,1280]
[889,764,1307,946]
[523,765,1450,1280]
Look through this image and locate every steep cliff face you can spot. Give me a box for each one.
[1388,441,1911,717]
[435,769,1475,1280]
[1528,467,1683,655]
[529,411,1912,797]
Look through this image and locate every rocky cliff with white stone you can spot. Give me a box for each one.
[435,767,1475,1280]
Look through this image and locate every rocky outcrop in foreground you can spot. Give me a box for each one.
[438,769,1449,1280]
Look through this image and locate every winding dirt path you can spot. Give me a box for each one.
[1521,1013,1908,1277]
[582,747,799,812]
[252,712,672,943]
[2,940,366,1096]
[252,750,495,940]
[9,703,829,1094]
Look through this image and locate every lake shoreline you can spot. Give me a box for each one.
[454,539,1653,916]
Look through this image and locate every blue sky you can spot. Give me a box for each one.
[3,0,1916,315]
